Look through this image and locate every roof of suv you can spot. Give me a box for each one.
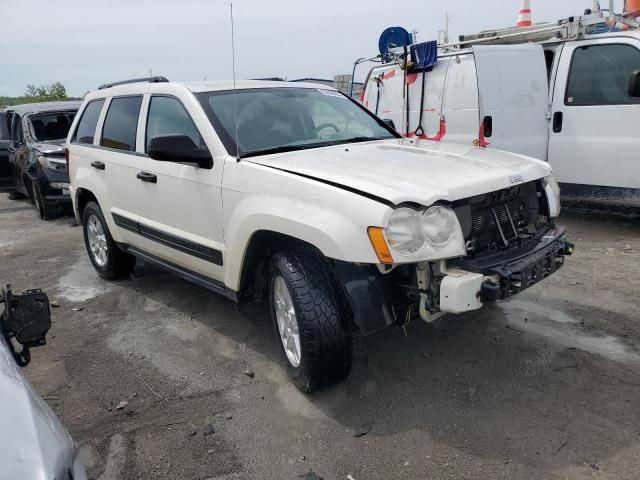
[3,101,82,116]
[89,79,338,98]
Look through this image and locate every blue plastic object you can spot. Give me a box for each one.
[410,41,438,70]
[379,27,412,62]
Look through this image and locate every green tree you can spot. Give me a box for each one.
[24,82,68,101]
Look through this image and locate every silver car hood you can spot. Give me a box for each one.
[245,138,552,206]
[0,336,83,479]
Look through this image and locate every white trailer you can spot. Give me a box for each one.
[360,10,640,207]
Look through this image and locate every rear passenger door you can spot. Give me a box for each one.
[133,94,225,283]
[92,96,144,244]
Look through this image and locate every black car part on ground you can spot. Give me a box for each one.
[0,285,51,367]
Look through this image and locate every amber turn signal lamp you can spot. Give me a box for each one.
[367,227,394,264]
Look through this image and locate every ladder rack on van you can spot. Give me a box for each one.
[456,10,639,48]
[374,10,640,64]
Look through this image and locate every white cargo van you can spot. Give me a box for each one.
[361,11,640,207]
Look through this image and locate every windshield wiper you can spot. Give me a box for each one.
[240,137,390,159]
[240,144,317,159]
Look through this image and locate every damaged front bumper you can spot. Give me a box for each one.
[333,226,573,336]
[448,225,573,306]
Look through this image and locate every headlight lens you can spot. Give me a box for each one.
[385,205,461,257]
[421,206,458,247]
[385,208,425,255]
[37,154,66,171]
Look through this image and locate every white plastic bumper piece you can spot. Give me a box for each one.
[439,268,485,314]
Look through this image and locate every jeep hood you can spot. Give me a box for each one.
[245,139,552,206]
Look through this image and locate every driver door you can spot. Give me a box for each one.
[133,94,226,283]
[0,111,15,192]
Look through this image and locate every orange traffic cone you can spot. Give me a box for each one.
[626,0,640,17]
[516,0,532,27]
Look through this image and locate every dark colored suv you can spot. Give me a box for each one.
[3,101,82,219]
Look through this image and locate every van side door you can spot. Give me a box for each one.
[473,44,550,159]
[549,38,640,195]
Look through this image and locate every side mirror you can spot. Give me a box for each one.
[628,70,640,98]
[148,134,213,169]
[1,286,51,367]
[382,119,396,130]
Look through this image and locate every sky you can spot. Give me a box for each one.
[0,0,613,97]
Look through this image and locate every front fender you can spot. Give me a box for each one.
[223,190,389,291]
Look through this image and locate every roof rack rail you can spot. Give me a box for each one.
[98,76,169,90]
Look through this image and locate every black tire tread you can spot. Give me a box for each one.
[270,247,352,392]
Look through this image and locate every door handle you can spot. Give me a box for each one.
[136,171,157,183]
[482,116,493,138]
[90,161,105,170]
[552,112,563,133]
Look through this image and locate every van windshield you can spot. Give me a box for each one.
[197,87,397,158]
[28,111,77,142]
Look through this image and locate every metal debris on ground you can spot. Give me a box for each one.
[353,421,374,438]
[115,400,128,410]
[298,472,323,480]
[50,300,60,308]
[243,369,255,378]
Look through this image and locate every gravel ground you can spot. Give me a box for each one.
[1,194,639,480]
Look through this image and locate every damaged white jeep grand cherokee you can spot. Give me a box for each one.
[67,77,573,392]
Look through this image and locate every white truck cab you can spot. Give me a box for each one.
[361,10,640,207]
[67,77,572,392]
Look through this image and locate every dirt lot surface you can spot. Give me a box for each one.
[1,194,639,480]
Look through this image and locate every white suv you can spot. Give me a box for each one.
[67,77,573,392]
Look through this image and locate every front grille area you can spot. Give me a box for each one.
[460,183,539,255]
[471,197,524,240]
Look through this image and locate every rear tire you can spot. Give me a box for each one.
[269,248,352,393]
[32,182,57,220]
[82,201,136,279]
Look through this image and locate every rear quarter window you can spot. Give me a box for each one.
[72,99,105,144]
[101,96,143,151]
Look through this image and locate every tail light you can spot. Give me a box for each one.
[65,147,70,171]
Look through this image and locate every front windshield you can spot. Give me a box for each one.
[197,87,397,158]
[28,111,77,141]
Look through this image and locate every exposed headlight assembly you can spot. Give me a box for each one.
[37,154,67,171]
[384,205,465,260]
[541,175,561,218]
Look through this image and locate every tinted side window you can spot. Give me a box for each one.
[11,114,23,144]
[145,96,202,152]
[72,99,105,144]
[101,96,143,151]
[0,113,8,140]
[566,44,640,106]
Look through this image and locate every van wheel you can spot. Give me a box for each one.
[269,248,352,393]
[32,182,56,220]
[82,201,136,279]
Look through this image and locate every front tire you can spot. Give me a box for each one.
[269,248,352,393]
[32,182,56,220]
[82,201,136,279]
